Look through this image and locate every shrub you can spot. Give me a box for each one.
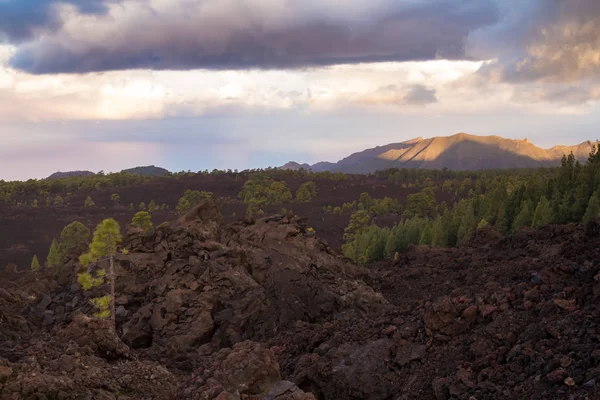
[295,181,317,202]
[176,190,214,213]
[84,196,95,208]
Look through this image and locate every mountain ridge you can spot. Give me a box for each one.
[46,165,170,179]
[281,133,598,173]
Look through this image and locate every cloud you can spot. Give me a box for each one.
[404,84,438,105]
[0,0,111,42]
[5,0,499,74]
[469,0,600,83]
[353,84,438,107]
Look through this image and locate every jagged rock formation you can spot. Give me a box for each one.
[117,200,386,365]
[1,200,600,399]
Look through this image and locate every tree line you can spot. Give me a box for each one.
[343,148,600,264]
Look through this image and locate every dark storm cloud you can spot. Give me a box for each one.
[469,0,600,83]
[0,0,111,42]
[5,0,500,74]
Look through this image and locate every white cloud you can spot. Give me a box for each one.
[0,43,598,124]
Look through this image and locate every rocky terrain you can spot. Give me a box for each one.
[1,200,599,399]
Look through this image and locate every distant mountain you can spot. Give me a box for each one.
[280,161,312,171]
[280,133,598,173]
[121,165,170,176]
[46,170,95,179]
[45,165,170,180]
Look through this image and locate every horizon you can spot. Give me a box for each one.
[2,1,600,180]
[3,131,598,182]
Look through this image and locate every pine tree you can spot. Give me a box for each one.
[59,221,91,261]
[342,210,371,262]
[512,200,533,232]
[457,203,476,245]
[31,255,40,271]
[531,196,552,228]
[46,239,61,268]
[431,215,447,247]
[79,219,122,328]
[419,222,433,245]
[583,190,600,223]
[495,205,509,234]
[572,179,591,221]
[129,203,134,210]
[139,202,146,211]
[131,211,153,232]
[148,200,158,212]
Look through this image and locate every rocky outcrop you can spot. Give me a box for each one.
[176,341,316,399]
[0,288,176,400]
[116,202,387,364]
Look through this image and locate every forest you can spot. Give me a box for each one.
[341,148,600,263]
[4,148,600,269]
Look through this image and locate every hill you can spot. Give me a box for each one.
[45,166,170,180]
[46,170,95,179]
[121,165,170,176]
[282,133,598,173]
[280,161,312,171]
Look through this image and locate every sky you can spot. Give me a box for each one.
[1,0,600,180]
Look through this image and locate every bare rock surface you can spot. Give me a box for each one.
[1,202,599,399]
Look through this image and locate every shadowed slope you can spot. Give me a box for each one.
[282,133,599,173]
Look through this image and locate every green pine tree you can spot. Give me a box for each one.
[148,200,158,212]
[583,189,600,223]
[31,255,40,271]
[79,219,122,328]
[59,221,90,262]
[431,215,447,247]
[419,222,433,245]
[531,196,552,228]
[457,203,476,245]
[131,211,153,232]
[46,239,61,268]
[342,210,371,262]
[512,200,533,232]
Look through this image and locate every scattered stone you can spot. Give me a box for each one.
[564,377,575,386]
[546,369,568,383]
[394,342,426,367]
